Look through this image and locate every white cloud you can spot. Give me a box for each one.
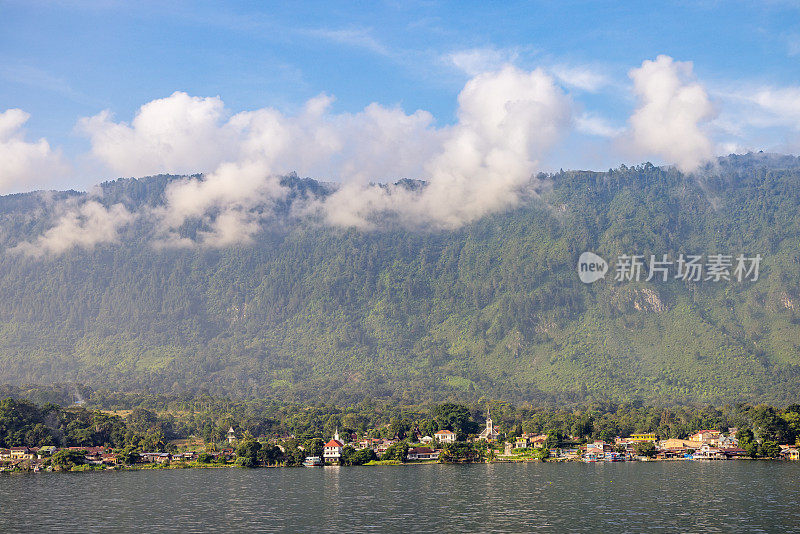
[79,66,571,242]
[0,108,69,193]
[79,91,442,184]
[77,92,237,177]
[622,55,716,172]
[746,86,800,126]
[576,112,624,138]
[75,88,448,245]
[708,81,800,153]
[301,27,390,56]
[319,65,572,228]
[551,64,610,92]
[10,199,134,257]
[445,47,519,76]
[119,92,445,245]
[154,160,286,247]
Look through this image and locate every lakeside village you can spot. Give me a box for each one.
[3,411,800,473]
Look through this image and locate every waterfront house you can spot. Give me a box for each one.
[407,447,440,460]
[0,449,10,461]
[515,433,547,449]
[375,440,397,455]
[719,446,746,458]
[435,430,456,443]
[84,447,109,464]
[586,441,613,454]
[660,438,696,450]
[530,435,548,449]
[693,444,744,460]
[323,431,344,464]
[140,452,171,464]
[37,445,57,458]
[173,451,197,462]
[688,430,722,446]
[10,447,34,460]
[780,445,800,460]
[227,427,237,445]
[656,447,689,459]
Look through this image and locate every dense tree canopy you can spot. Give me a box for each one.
[0,155,799,404]
[4,394,800,453]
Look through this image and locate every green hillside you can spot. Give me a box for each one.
[1,153,800,405]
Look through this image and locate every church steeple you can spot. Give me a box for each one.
[478,407,497,441]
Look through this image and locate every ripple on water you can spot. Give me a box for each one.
[1,462,800,533]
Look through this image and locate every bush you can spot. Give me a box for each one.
[633,441,657,458]
[341,446,377,466]
[380,442,409,463]
[52,449,85,470]
[439,442,484,463]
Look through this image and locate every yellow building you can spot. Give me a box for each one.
[630,433,656,442]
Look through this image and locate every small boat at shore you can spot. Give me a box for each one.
[303,456,323,467]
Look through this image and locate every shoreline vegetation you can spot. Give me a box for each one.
[3,389,800,474]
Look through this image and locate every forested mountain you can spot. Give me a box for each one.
[1,153,800,406]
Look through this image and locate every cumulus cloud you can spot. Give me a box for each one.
[0,108,68,193]
[77,89,447,245]
[319,65,572,228]
[79,66,569,242]
[79,91,442,184]
[623,55,716,172]
[10,199,134,257]
[77,92,237,177]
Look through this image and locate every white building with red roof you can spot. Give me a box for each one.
[323,430,344,463]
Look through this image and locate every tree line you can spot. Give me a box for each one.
[3,395,800,453]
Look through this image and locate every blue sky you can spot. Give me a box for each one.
[2,0,800,193]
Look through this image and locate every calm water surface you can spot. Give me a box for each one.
[2,461,800,533]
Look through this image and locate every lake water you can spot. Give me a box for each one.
[2,461,799,533]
